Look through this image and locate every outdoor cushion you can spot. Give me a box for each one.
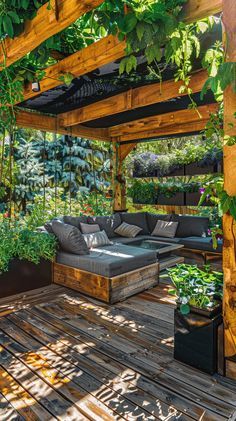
[83,230,113,249]
[151,220,178,238]
[63,215,88,229]
[171,215,209,238]
[44,217,63,234]
[180,237,222,253]
[114,222,142,238]
[147,213,171,234]
[80,222,100,234]
[119,212,149,234]
[87,214,121,238]
[56,243,156,278]
[51,220,89,255]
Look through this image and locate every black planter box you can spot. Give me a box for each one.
[168,167,185,177]
[157,193,184,206]
[185,162,218,176]
[133,196,156,205]
[185,192,212,207]
[174,305,223,374]
[0,258,52,298]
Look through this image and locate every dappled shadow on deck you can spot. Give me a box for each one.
[0,282,235,420]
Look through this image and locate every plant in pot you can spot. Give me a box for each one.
[166,264,223,374]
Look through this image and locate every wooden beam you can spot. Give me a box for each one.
[117,119,211,142]
[109,104,218,140]
[15,109,110,142]
[222,0,236,380]
[120,143,137,161]
[182,0,222,23]
[21,35,126,104]
[0,0,105,68]
[112,141,127,212]
[59,70,208,127]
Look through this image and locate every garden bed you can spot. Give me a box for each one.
[0,259,52,298]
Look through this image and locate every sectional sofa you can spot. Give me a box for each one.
[46,211,222,304]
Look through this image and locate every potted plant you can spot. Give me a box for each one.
[167,264,223,374]
[0,220,57,298]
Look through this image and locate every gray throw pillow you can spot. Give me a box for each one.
[63,215,88,229]
[52,220,89,255]
[114,222,142,238]
[80,222,100,234]
[83,230,113,249]
[147,213,171,234]
[152,220,178,238]
[44,217,62,234]
[87,214,121,238]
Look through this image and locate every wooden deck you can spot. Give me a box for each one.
[0,282,235,420]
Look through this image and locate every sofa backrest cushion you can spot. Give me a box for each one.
[119,212,149,235]
[171,215,209,237]
[80,222,100,234]
[52,220,89,255]
[147,213,171,234]
[63,215,88,229]
[87,214,121,238]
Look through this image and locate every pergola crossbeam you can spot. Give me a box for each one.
[59,70,208,127]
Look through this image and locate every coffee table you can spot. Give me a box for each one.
[129,239,184,271]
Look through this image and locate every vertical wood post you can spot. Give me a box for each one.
[112,139,127,212]
[222,0,236,379]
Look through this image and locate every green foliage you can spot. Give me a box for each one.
[0,219,57,273]
[166,263,223,314]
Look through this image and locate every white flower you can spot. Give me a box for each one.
[181,297,188,305]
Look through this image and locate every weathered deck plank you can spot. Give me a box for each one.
[0,283,234,420]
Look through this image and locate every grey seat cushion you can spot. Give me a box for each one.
[87,214,121,238]
[56,243,157,278]
[171,215,209,238]
[147,213,171,234]
[119,212,149,235]
[180,237,222,253]
[63,215,88,229]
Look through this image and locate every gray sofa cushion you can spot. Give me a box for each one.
[83,230,112,248]
[80,222,100,234]
[88,214,121,238]
[44,217,62,234]
[147,213,171,234]
[56,243,156,277]
[52,220,89,255]
[151,220,178,238]
[119,212,149,234]
[63,215,88,229]
[171,215,209,238]
[180,237,222,253]
[114,222,142,238]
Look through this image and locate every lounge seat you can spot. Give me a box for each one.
[180,237,222,253]
[56,243,157,278]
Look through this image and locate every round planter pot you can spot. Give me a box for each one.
[174,303,223,374]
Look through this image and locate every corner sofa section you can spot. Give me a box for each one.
[52,211,222,303]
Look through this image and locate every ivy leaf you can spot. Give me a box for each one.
[196,21,209,34]
[21,0,30,10]
[136,22,145,41]
[7,12,21,25]
[119,13,137,34]
[3,15,14,38]
[145,44,162,64]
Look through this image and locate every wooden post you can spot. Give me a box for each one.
[222,0,236,379]
[112,140,127,212]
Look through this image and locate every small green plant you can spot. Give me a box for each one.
[166,264,223,315]
[0,220,57,273]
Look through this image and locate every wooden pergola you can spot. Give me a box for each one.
[2,0,236,379]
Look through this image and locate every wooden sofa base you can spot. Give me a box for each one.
[53,262,159,304]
